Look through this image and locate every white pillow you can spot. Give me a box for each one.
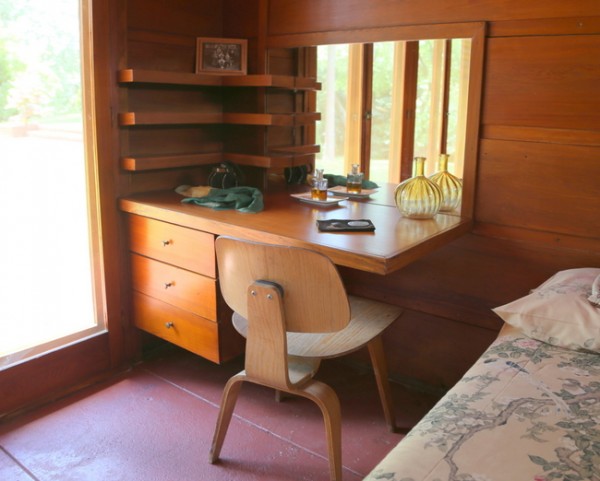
[589,274,600,307]
[492,268,600,352]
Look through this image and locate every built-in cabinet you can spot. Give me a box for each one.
[127,213,244,363]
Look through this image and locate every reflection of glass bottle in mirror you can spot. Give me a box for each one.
[429,153,462,212]
[394,157,442,219]
[347,164,364,194]
[311,168,328,201]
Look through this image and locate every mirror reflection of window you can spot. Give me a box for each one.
[316,44,350,177]
[315,39,470,183]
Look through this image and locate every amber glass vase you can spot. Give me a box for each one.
[429,153,462,212]
[394,157,442,219]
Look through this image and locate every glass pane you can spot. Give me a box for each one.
[413,40,434,174]
[0,0,99,361]
[446,38,464,174]
[315,44,349,175]
[370,42,395,182]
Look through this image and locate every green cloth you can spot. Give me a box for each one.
[181,186,264,213]
[324,174,378,189]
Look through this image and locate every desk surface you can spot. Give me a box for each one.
[120,185,471,275]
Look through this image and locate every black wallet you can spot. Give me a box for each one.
[316,219,375,232]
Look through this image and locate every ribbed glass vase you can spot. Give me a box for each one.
[429,153,462,212]
[394,157,442,219]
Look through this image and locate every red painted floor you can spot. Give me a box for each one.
[0,345,439,481]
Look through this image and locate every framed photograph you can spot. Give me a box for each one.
[196,37,247,75]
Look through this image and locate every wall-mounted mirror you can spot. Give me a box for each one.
[267,22,485,217]
[316,38,470,182]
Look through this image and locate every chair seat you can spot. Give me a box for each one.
[238,356,321,387]
[232,295,403,359]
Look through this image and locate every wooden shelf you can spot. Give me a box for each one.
[118,112,223,126]
[118,68,321,172]
[222,74,321,90]
[120,147,316,172]
[118,69,222,86]
[121,152,223,171]
[119,112,320,127]
[270,144,320,155]
[224,150,316,169]
[222,112,321,126]
[118,69,320,90]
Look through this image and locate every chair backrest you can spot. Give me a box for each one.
[215,236,351,333]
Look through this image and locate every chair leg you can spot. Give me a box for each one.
[297,381,342,481]
[275,389,287,402]
[367,336,396,432]
[209,373,245,463]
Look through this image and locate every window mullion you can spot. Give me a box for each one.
[388,41,405,183]
[453,40,470,177]
[359,43,373,179]
[399,41,419,181]
[440,39,452,155]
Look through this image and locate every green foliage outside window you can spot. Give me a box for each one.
[0,0,82,124]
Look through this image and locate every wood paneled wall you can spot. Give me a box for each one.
[265,1,600,389]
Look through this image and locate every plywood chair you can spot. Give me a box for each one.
[208,236,402,481]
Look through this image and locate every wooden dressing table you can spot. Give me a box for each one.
[120,185,471,363]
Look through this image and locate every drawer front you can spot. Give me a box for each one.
[128,214,215,277]
[131,253,217,321]
[132,291,221,363]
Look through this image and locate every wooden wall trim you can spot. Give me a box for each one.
[265,21,486,48]
[473,223,600,256]
[266,0,600,37]
[0,334,112,419]
[92,0,134,367]
[482,125,600,147]
[489,15,600,37]
[256,0,269,72]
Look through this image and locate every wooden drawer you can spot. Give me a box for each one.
[132,291,222,363]
[131,253,217,321]
[128,214,215,277]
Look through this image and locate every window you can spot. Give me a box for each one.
[0,0,105,367]
[315,39,470,183]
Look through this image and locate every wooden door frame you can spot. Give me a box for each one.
[0,0,131,419]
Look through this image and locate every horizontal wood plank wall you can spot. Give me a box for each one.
[121,0,227,195]
[477,140,600,239]
[265,0,600,388]
[483,36,600,130]
[267,1,600,34]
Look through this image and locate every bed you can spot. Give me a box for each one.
[364,268,600,481]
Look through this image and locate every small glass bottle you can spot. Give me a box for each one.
[394,157,442,219]
[346,164,364,194]
[429,154,462,212]
[311,168,328,201]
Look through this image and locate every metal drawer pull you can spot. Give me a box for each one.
[165,322,174,329]
[164,282,173,289]
[162,239,171,246]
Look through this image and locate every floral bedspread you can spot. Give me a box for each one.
[364,325,600,481]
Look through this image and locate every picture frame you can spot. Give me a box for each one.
[196,37,248,75]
